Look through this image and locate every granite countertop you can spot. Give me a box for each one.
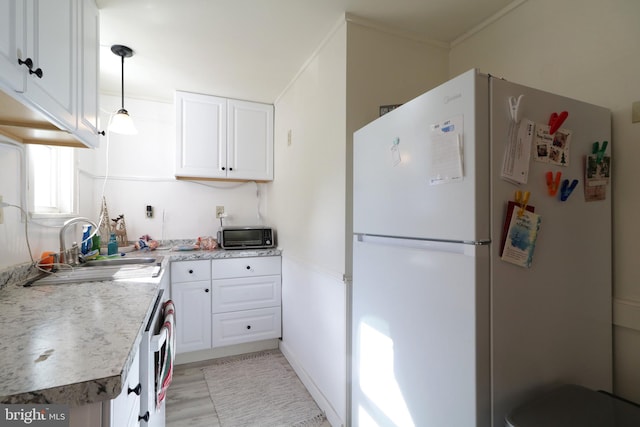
[0,247,281,406]
[163,247,281,261]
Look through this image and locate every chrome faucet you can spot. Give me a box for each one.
[59,217,99,264]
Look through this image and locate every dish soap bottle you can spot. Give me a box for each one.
[107,233,118,255]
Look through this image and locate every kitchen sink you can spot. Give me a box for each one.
[81,256,159,267]
[28,256,163,286]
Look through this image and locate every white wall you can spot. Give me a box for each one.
[0,140,31,269]
[269,20,348,426]
[450,0,640,403]
[269,16,449,426]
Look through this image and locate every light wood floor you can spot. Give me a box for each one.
[165,358,332,427]
[166,359,221,426]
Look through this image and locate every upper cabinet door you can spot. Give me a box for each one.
[25,0,77,131]
[175,91,274,181]
[0,0,26,92]
[227,99,274,181]
[175,90,227,178]
[76,0,99,147]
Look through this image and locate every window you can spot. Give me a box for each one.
[27,145,75,216]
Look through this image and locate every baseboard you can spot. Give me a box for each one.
[280,341,344,427]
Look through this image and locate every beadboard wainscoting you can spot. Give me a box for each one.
[279,254,347,427]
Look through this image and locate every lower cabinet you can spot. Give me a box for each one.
[171,260,212,353]
[171,256,282,355]
[104,348,141,427]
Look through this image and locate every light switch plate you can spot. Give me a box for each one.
[633,101,640,123]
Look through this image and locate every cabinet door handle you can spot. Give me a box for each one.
[128,383,141,396]
[188,269,193,274]
[229,167,233,171]
[205,288,210,293]
[246,265,251,270]
[221,166,226,171]
[18,57,33,69]
[29,67,43,78]
[246,325,251,330]
[138,411,150,422]
[17,58,43,78]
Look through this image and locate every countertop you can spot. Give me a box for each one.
[0,247,281,406]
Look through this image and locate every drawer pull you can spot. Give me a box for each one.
[188,269,193,274]
[246,265,251,270]
[128,383,141,396]
[139,411,150,422]
[205,288,210,293]
[246,325,251,330]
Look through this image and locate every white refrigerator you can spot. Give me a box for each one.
[351,69,612,427]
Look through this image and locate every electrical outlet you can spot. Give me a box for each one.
[216,205,225,218]
[0,195,3,224]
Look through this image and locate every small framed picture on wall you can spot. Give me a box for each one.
[379,104,402,117]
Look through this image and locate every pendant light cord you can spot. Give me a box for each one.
[120,54,125,110]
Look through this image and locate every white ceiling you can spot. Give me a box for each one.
[97,0,517,104]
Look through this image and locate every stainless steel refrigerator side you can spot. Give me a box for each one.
[488,77,613,427]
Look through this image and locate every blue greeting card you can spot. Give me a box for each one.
[501,209,542,268]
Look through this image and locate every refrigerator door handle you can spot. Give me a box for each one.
[355,233,489,256]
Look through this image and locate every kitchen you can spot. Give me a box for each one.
[1,1,640,426]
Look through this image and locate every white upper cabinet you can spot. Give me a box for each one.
[175,91,227,178]
[0,0,25,92]
[227,99,274,181]
[175,91,274,181]
[76,0,100,145]
[24,0,77,131]
[0,0,100,148]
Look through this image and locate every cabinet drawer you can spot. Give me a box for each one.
[212,256,280,279]
[212,275,281,313]
[212,307,281,347]
[171,260,211,282]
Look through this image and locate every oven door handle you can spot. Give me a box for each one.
[151,327,168,352]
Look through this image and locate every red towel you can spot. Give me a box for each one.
[156,300,176,409]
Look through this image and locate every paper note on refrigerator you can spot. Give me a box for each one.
[501,119,534,185]
[501,209,542,268]
[429,131,463,185]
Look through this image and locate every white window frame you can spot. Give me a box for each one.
[27,144,77,219]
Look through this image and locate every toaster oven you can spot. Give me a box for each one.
[217,226,275,249]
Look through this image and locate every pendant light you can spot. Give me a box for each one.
[109,44,137,135]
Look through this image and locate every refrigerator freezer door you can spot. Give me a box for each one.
[352,235,490,427]
[353,69,490,243]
